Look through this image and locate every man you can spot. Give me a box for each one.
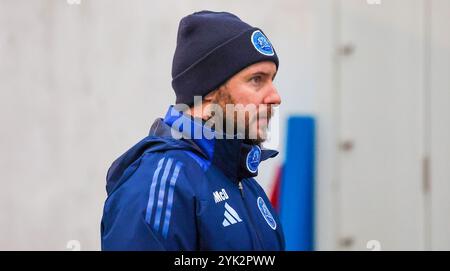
[101,10,284,250]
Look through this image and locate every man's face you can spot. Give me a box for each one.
[209,61,281,144]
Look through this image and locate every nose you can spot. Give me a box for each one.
[263,83,281,106]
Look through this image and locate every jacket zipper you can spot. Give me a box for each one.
[238,181,244,198]
[238,179,265,250]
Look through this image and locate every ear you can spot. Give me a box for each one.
[204,84,228,103]
[204,89,219,103]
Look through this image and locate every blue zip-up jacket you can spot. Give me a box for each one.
[101,106,285,250]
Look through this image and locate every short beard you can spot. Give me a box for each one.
[206,88,272,145]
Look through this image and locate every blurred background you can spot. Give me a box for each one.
[0,0,449,250]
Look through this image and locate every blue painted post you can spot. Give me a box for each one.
[280,116,315,251]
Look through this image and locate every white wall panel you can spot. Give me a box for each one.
[430,0,450,251]
[336,0,426,250]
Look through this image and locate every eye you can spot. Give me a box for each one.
[249,75,262,85]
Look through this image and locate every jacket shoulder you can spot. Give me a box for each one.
[102,149,207,250]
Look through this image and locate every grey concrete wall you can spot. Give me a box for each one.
[0,0,316,250]
[4,0,446,252]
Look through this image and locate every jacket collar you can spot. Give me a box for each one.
[159,105,278,181]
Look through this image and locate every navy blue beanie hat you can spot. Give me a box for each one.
[171,11,279,106]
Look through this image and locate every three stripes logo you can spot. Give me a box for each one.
[222,202,243,227]
[145,157,183,239]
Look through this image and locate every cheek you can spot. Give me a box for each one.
[229,86,264,106]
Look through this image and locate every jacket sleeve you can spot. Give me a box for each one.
[101,152,201,251]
